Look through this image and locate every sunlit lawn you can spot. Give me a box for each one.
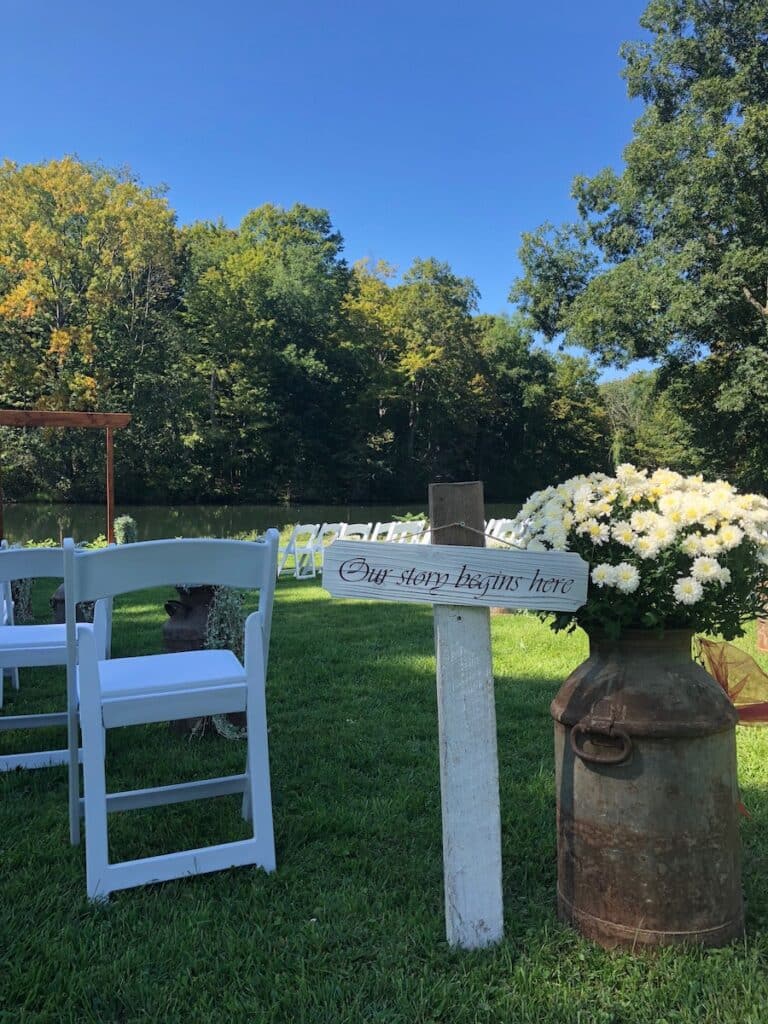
[2,577,768,1022]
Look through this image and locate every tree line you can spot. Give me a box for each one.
[1,1,766,506]
[0,158,609,505]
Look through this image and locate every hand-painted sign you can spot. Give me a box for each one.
[323,541,588,611]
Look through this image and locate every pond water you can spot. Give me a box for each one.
[2,501,521,544]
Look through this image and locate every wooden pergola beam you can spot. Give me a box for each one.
[0,411,131,429]
[0,410,132,544]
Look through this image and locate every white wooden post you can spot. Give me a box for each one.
[429,482,504,949]
[322,486,588,951]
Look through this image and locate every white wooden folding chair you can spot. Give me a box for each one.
[388,521,426,543]
[340,522,373,542]
[0,544,110,772]
[64,531,279,901]
[277,524,320,579]
[311,523,344,572]
[490,518,527,547]
[370,522,394,542]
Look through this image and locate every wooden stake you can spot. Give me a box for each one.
[106,427,114,545]
[428,481,504,949]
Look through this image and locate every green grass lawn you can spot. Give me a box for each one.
[2,579,768,1023]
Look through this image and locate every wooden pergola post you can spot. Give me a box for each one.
[0,411,132,543]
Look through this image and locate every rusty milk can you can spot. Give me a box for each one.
[552,629,743,949]
[162,585,216,653]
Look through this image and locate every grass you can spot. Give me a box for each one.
[2,578,768,1022]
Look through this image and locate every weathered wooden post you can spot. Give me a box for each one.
[428,481,503,948]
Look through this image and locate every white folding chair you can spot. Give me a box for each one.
[388,521,426,543]
[0,544,110,772]
[277,524,320,579]
[311,523,344,572]
[64,531,279,901]
[370,522,394,542]
[490,518,527,547]
[340,522,373,542]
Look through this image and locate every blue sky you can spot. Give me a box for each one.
[2,0,647,322]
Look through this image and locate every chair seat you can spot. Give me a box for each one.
[93,649,246,701]
[0,624,66,652]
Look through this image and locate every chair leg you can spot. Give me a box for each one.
[245,685,276,870]
[68,706,81,846]
[11,667,19,691]
[81,701,111,901]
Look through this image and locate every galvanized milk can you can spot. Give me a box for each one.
[551,629,743,949]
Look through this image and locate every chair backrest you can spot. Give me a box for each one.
[389,521,426,543]
[289,524,320,547]
[491,518,526,545]
[371,522,393,542]
[66,532,278,649]
[0,543,64,582]
[340,522,373,542]
[315,522,344,545]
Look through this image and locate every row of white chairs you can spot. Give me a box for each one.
[277,516,526,579]
[0,532,279,902]
[277,520,428,579]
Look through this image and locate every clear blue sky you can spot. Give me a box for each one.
[2,0,648,319]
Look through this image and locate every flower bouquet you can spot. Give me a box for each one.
[513,464,768,639]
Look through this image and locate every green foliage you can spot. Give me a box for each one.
[204,586,245,663]
[113,515,138,544]
[512,0,768,491]
[601,370,701,471]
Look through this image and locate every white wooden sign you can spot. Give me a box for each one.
[324,536,589,951]
[323,541,588,612]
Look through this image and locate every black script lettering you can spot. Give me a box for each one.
[339,557,390,586]
[527,567,574,596]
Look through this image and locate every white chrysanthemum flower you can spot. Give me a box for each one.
[633,535,660,559]
[577,518,610,544]
[718,524,744,550]
[691,556,722,582]
[542,520,567,548]
[630,510,657,532]
[526,538,546,552]
[650,520,676,547]
[700,533,722,556]
[716,566,732,586]
[547,528,568,550]
[613,522,636,546]
[651,468,684,491]
[614,562,640,593]
[591,563,617,588]
[681,533,703,556]
[680,497,706,525]
[673,576,704,605]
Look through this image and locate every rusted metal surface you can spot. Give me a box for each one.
[757,617,768,653]
[552,629,744,949]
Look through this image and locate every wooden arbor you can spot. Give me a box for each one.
[0,411,132,543]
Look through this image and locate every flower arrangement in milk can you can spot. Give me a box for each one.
[512,465,768,639]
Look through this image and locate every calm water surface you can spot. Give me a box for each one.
[3,501,521,544]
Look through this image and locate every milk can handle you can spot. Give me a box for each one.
[570,721,633,765]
